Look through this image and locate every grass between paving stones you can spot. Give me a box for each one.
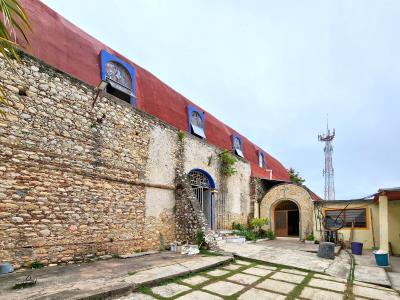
[199,249,223,256]
[344,249,356,300]
[233,255,318,275]
[135,259,317,300]
[134,258,354,300]
[285,271,314,300]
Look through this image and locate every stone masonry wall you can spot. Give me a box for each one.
[0,51,251,267]
[0,53,175,267]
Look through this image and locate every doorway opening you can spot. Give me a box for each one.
[274,200,299,237]
[188,170,214,229]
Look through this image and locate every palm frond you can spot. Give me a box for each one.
[0,0,31,117]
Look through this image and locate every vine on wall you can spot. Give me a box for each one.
[219,150,237,177]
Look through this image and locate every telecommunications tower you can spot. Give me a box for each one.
[318,117,335,200]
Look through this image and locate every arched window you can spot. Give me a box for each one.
[187,105,206,139]
[100,50,136,105]
[232,134,244,158]
[258,150,265,168]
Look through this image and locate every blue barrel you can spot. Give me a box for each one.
[374,252,389,267]
[351,242,363,255]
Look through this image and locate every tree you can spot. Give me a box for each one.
[288,167,305,184]
[0,0,31,117]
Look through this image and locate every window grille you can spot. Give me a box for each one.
[325,209,367,228]
[189,170,210,188]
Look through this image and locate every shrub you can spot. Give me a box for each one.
[196,230,206,249]
[242,229,257,241]
[265,229,276,240]
[31,260,44,269]
[306,233,315,241]
[232,222,245,231]
[250,218,269,232]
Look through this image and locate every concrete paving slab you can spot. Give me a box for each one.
[256,278,296,294]
[118,293,156,300]
[353,285,400,300]
[221,242,347,275]
[181,275,209,286]
[206,269,230,277]
[300,286,344,300]
[313,273,347,283]
[270,271,305,284]
[202,280,245,296]
[308,278,346,292]
[255,265,277,270]
[222,264,242,270]
[353,280,396,291]
[227,273,260,285]
[257,239,341,255]
[237,288,285,300]
[354,265,391,286]
[281,268,308,276]
[176,290,222,300]
[235,260,252,265]
[0,253,232,300]
[151,283,191,298]
[388,272,400,292]
[242,266,273,277]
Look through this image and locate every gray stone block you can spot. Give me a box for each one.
[317,242,335,259]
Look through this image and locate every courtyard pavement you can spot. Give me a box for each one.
[353,249,400,290]
[0,252,232,300]
[219,241,351,278]
[118,259,400,300]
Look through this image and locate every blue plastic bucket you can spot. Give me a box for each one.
[0,263,14,274]
[374,252,389,267]
[351,242,363,255]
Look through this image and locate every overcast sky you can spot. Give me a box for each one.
[42,0,399,199]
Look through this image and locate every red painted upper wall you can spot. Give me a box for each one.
[18,0,290,181]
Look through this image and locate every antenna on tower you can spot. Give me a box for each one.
[318,115,335,200]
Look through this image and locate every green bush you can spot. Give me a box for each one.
[31,260,44,269]
[196,230,206,249]
[265,229,276,240]
[231,222,246,231]
[306,233,315,241]
[242,229,257,241]
[250,218,268,232]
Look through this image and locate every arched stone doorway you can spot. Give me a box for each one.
[274,200,299,237]
[188,169,215,229]
[259,184,314,240]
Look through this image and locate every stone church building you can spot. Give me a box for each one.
[0,1,319,268]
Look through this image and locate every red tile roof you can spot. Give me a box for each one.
[18,0,290,181]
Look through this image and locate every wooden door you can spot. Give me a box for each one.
[275,210,288,237]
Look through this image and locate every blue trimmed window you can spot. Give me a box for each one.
[100,50,136,106]
[232,134,244,158]
[258,150,265,168]
[188,105,206,139]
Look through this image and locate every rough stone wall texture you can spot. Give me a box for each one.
[260,184,314,240]
[224,159,251,225]
[0,53,174,267]
[0,52,251,266]
[175,139,216,248]
[184,136,251,228]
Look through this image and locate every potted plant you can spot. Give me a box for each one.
[305,233,315,244]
